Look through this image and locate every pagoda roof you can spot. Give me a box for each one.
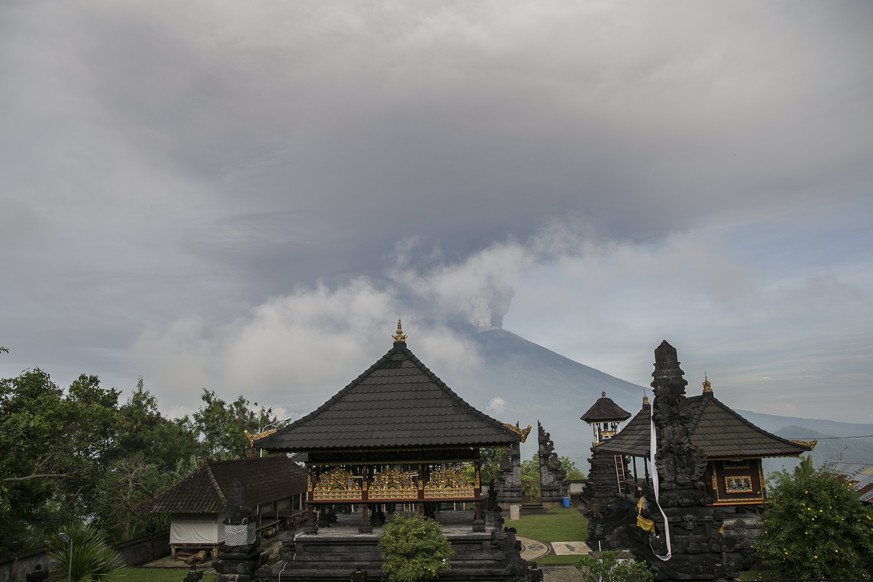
[597,392,811,459]
[258,339,520,452]
[581,391,632,422]
[138,455,306,514]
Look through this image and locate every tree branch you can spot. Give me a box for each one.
[2,473,69,483]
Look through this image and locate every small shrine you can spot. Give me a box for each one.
[255,322,540,581]
[581,391,632,446]
[579,392,632,541]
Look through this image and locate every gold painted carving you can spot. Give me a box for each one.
[244,428,277,448]
[790,439,817,451]
[313,468,361,501]
[392,320,408,343]
[370,468,417,499]
[424,467,474,499]
[724,475,754,494]
[503,423,532,443]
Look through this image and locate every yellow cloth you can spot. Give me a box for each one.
[637,515,656,533]
[636,497,655,532]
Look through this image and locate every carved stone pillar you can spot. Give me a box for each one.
[496,441,522,506]
[639,341,738,581]
[537,422,567,504]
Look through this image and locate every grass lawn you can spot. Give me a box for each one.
[510,507,588,566]
[510,507,587,542]
[115,568,216,582]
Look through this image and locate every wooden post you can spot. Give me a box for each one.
[307,465,315,523]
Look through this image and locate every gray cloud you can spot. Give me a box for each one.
[1,1,872,424]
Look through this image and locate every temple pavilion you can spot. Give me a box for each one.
[257,321,521,529]
[593,377,813,507]
[254,323,539,581]
[584,341,817,578]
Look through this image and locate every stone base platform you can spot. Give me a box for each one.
[258,510,542,581]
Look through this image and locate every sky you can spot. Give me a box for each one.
[2,1,872,426]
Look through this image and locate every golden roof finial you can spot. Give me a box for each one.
[702,373,713,394]
[642,392,650,406]
[392,319,408,343]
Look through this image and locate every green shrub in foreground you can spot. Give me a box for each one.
[575,550,653,582]
[378,513,452,582]
[753,456,873,580]
[48,522,125,582]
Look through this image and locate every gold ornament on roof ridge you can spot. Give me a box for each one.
[392,319,408,343]
[244,428,278,448]
[703,374,713,394]
[503,423,532,443]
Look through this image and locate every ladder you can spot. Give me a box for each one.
[613,455,626,490]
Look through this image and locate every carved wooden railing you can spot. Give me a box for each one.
[312,468,362,502]
[423,467,474,500]
[309,466,479,503]
[368,467,417,500]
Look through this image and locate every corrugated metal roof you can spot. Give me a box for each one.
[258,341,520,451]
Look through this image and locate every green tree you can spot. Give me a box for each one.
[464,446,507,486]
[575,550,653,582]
[753,456,873,579]
[92,379,201,540]
[91,454,185,540]
[191,389,275,459]
[559,456,586,481]
[0,371,202,552]
[521,453,540,499]
[116,380,200,472]
[480,446,507,484]
[48,522,124,582]
[378,514,453,582]
[0,369,85,551]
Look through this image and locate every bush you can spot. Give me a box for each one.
[378,513,452,582]
[575,550,653,582]
[48,522,125,582]
[753,456,873,580]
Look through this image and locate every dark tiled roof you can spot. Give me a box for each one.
[138,455,306,514]
[596,404,652,456]
[258,341,520,451]
[598,394,810,459]
[581,392,632,422]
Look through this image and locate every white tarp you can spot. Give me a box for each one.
[170,514,223,544]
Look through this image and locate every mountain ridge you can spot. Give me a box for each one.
[449,328,873,471]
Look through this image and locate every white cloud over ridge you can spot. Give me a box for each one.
[131,217,873,424]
